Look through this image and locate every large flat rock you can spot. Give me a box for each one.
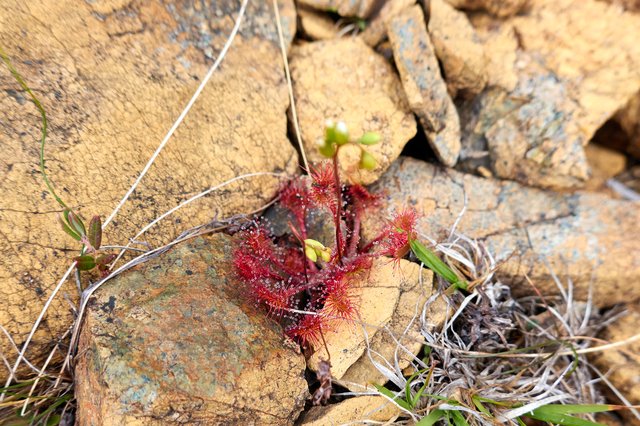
[75,234,308,425]
[289,38,416,185]
[363,157,640,306]
[459,0,640,189]
[0,0,297,372]
[387,5,461,167]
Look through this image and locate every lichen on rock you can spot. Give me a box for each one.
[0,0,298,374]
[75,235,308,425]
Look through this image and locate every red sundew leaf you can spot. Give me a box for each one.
[243,227,275,256]
[281,247,307,277]
[391,208,418,236]
[368,208,419,259]
[321,287,357,323]
[233,250,284,283]
[279,178,313,230]
[252,281,296,317]
[347,184,380,212]
[309,163,338,213]
[287,314,326,348]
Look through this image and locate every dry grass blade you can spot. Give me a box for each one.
[272,0,308,172]
[363,210,637,425]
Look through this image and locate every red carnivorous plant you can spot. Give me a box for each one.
[233,121,422,403]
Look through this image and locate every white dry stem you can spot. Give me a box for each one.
[103,0,249,228]
[272,0,308,172]
[498,394,568,421]
[606,178,640,201]
[1,263,76,397]
[21,328,71,416]
[108,171,285,268]
[1,0,250,397]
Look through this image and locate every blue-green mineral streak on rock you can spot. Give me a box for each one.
[75,234,308,425]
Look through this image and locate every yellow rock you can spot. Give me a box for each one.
[309,258,448,391]
[299,395,401,425]
[0,0,297,375]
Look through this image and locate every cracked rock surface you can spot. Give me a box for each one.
[363,157,640,306]
[428,0,488,98]
[307,258,448,391]
[387,5,461,167]
[459,0,640,189]
[75,234,308,425]
[0,0,297,373]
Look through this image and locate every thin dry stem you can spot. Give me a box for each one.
[102,0,249,228]
[272,0,308,172]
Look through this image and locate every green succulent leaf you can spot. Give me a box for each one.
[96,253,116,266]
[59,214,81,241]
[88,215,102,250]
[74,255,96,271]
[66,210,86,237]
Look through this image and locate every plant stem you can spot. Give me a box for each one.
[0,46,68,210]
[332,150,344,263]
[347,209,361,257]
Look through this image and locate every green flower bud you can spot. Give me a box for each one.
[358,131,381,145]
[334,121,349,145]
[359,150,377,171]
[304,239,332,263]
[318,141,336,158]
[305,245,318,262]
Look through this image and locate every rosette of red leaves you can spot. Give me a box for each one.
[233,169,418,350]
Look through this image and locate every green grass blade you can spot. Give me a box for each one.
[471,395,492,417]
[412,371,432,409]
[373,383,412,411]
[449,410,470,426]
[416,409,446,426]
[405,371,421,408]
[524,409,606,426]
[409,240,467,290]
[533,404,615,415]
[0,46,68,209]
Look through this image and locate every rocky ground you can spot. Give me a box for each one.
[1,0,639,424]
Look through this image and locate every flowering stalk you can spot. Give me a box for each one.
[234,122,425,353]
